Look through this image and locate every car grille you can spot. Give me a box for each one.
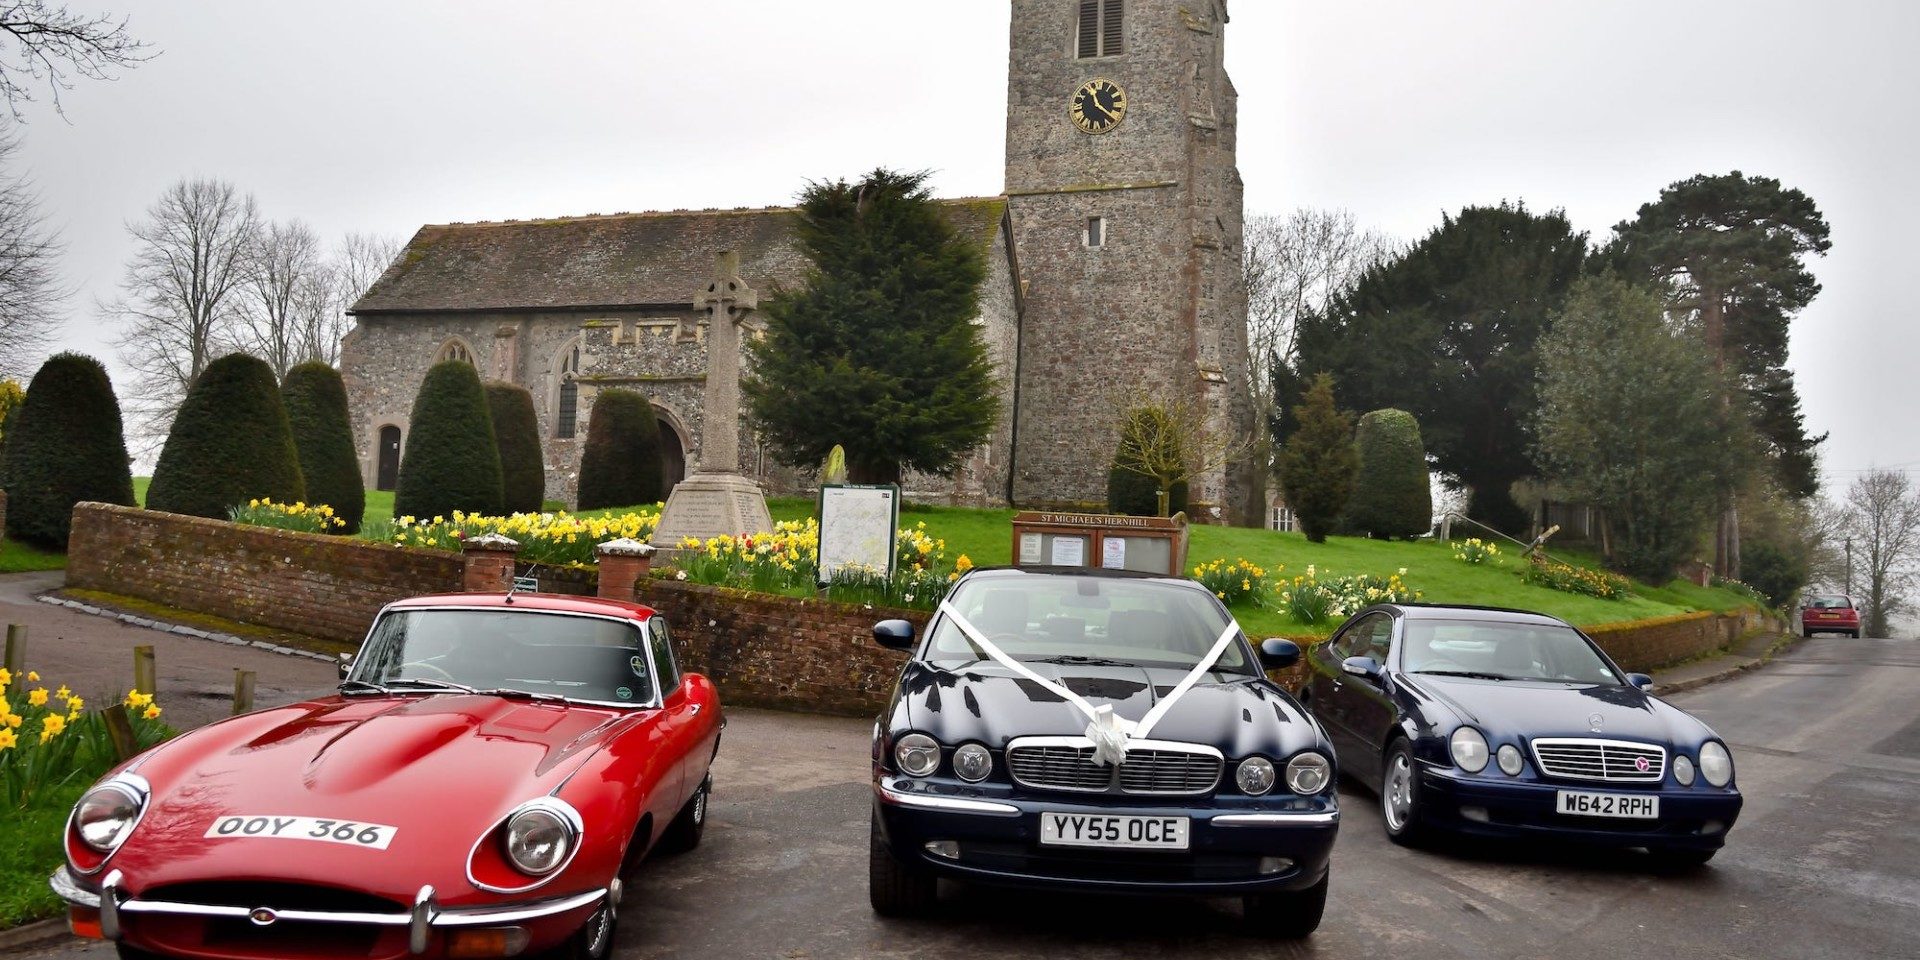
[1006,737,1222,795]
[1530,738,1666,783]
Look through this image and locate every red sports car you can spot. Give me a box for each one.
[51,592,723,960]
[1800,595,1861,638]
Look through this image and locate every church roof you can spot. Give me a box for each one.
[351,198,1009,315]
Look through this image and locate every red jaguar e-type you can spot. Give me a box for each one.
[52,592,723,960]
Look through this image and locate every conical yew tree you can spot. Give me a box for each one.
[393,361,503,519]
[576,389,662,511]
[148,353,306,519]
[485,382,546,514]
[281,362,366,533]
[3,353,137,546]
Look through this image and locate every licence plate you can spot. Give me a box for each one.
[204,815,399,850]
[1039,812,1189,849]
[1555,790,1659,820]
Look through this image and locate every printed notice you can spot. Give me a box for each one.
[1050,536,1086,567]
[1102,537,1127,569]
[1019,532,1043,565]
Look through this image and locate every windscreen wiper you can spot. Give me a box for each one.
[337,679,388,695]
[476,687,568,704]
[1411,669,1512,681]
[385,677,480,694]
[1031,654,1140,667]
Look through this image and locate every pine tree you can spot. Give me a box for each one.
[1347,409,1431,539]
[576,389,662,511]
[280,362,366,533]
[485,382,546,514]
[744,169,998,484]
[392,361,503,520]
[1277,374,1358,544]
[148,353,305,519]
[3,353,136,546]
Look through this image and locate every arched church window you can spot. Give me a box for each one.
[436,339,474,365]
[1077,0,1123,58]
[556,342,581,439]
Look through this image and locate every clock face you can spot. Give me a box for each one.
[1070,78,1127,134]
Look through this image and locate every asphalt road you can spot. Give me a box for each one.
[17,634,1917,960]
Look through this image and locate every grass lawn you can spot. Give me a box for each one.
[0,782,81,927]
[0,538,65,572]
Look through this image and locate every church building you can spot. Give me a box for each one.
[344,0,1255,523]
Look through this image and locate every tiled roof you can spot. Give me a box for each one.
[351,198,1008,315]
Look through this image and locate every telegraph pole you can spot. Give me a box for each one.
[1844,538,1854,597]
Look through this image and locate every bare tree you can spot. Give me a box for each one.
[239,219,329,378]
[1840,469,1920,637]
[1243,208,1395,424]
[314,231,400,366]
[0,1,152,120]
[109,177,260,442]
[1111,385,1252,517]
[0,119,61,373]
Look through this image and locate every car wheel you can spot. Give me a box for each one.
[1381,739,1429,847]
[1244,870,1328,939]
[1647,847,1716,872]
[654,775,710,855]
[868,814,937,917]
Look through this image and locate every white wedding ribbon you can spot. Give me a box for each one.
[937,600,1243,767]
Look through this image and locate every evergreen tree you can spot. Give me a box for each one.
[1292,203,1589,534]
[3,353,136,546]
[280,362,365,533]
[148,353,305,520]
[1347,409,1432,539]
[576,389,662,511]
[392,360,503,520]
[744,169,998,485]
[485,382,546,514]
[1740,541,1806,608]
[1277,374,1358,544]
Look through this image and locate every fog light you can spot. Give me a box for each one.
[67,905,102,940]
[447,926,531,958]
[1460,805,1490,823]
[1702,820,1726,836]
[1257,856,1294,875]
[924,840,960,860]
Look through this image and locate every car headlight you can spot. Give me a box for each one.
[952,743,992,782]
[1698,741,1733,787]
[1496,744,1524,776]
[894,733,940,777]
[1284,752,1331,794]
[503,802,577,876]
[73,780,146,854]
[1450,727,1490,773]
[1673,754,1696,786]
[1236,756,1276,795]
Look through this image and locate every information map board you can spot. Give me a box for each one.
[817,484,900,586]
[1009,511,1188,577]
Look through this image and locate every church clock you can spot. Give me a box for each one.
[1069,78,1127,134]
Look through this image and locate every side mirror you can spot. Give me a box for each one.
[336,652,354,681]
[1340,656,1384,683]
[1258,638,1300,669]
[872,619,916,651]
[1626,673,1654,692]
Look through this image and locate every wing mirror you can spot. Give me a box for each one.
[1258,638,1300,669]
[336,652,354,681]
[1626,673,1654,692]
[1340,656,1384,683]
[872,619,916,651]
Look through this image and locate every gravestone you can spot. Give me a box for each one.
[650,251,775,547]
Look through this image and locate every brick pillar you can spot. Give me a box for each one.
[596,538,655,601]
[460,532,521,593]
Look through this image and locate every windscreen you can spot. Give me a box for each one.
[1401,620,1622,685]
[351,609,657,705]
[1807,596,1852,610]
[924,575,1255,674]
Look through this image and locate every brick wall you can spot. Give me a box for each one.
[66,503,461,644]
[1585,611,1755,673]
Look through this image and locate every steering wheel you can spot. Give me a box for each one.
[399,660,458,682]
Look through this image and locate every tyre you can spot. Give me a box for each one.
[1244,870,1328,939]
[1647,847,1716,872]
[1381,738,1430,847]
[654,775,710,856]
[537,900,617,960]
[868,814,937,917]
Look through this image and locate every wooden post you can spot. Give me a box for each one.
[132,645,156,696]
[232,669,256,716]
[102,704,137,762]
[2,623,22,675]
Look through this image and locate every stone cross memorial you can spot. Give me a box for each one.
[650,250,775,547]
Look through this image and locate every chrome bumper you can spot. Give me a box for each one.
[52,868,615,955]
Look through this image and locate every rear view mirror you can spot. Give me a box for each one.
[1340,656,1384,683]
[1626,673,1654,692]
[336,652,354,681]
[1259,638,1300,670]
[872,619,916,651]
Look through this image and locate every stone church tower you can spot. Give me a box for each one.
[1004,0,1256,524]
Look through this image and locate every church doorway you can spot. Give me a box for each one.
[657,414,686,496]
[376,425,401,491]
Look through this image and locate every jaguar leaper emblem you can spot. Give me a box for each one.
[1587,713,1604,732]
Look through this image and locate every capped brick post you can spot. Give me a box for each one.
[595,538,655,602]
[461,532,521,593]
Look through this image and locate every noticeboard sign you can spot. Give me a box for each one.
[817,484,901,586]
[1009,511,1188,577]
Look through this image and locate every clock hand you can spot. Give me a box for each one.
[1080,92,1108,123]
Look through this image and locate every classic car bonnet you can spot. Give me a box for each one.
[1404,674,1708,744]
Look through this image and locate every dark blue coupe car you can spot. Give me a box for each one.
[1301,603,1741,868]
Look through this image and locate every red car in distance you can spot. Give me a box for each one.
[1800,596,1861,638]
[53,592,722,960]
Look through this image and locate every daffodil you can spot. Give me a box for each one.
[0,727,16,751]
[143,705,163,721]
[27,687,48,707]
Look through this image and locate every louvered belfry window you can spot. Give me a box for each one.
[1077,0,1123,58]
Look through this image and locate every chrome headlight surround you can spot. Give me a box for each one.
[1698,741,1733,787]
[1450,726,1490,773]
[894,733,940,777]
[1236,756,1276,795]
[951,742,992,783]
[1672,754,1696,786]
[1284,752,1331,795]
[501,798,582,877]
[70,774,151,864]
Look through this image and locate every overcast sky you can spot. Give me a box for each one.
[11,0,1916,495]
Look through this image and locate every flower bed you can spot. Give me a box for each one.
[1523,558,1631,600]
[671,519,971,611]
[1189,557,1421,627]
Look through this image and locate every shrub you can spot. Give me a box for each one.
[1522,558,1631,600]
[148,354,305,520]
[1347,408,1431,539]
[485,382,546,514]
[1276,373,1358,543]
[576,389,662,511]
[1453,537,1501,564]
[3,354,137,546]
[280,362,365,534]
[393,361,504,520]
[1737,542,1805,607]
[1108,463,1188,517]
